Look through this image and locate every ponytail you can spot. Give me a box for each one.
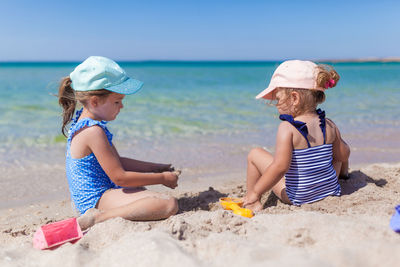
[58,77,76,137]
[316,64,340,89]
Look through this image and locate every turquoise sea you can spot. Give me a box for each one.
[1,61,399,207]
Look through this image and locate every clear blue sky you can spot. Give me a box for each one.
[0,0,399,61]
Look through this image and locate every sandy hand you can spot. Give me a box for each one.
[243,191,263,212]
[162,170,180,189]
[243,191,260,206]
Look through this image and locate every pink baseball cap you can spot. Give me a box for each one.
[256,60,325,100]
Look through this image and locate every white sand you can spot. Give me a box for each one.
[1,162,399,267]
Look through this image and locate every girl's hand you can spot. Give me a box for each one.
[244,191,261,206]
[162,171,179,189]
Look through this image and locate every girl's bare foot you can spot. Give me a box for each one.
[245,200,263,212]
[77,208,101,231]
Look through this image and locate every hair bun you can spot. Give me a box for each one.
[316,64,340,89]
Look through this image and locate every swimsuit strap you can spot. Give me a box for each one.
[316,108,327,144]
[72,108,83,124]
[279,114,311,148]
[67,108,113,145]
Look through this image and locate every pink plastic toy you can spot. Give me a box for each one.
[33,218,83,250]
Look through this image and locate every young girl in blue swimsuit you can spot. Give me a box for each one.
[244,60,350,211]
[58,56,180,230]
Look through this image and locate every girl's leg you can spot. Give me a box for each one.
[78,188,178,230]
[246,148,274,192]
[271,179,291,204]
[246,148,290,211]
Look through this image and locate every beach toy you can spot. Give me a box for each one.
[33,218,83,250]
[219,197,243,209]
[219,197,254,218]
[390,205,400,233]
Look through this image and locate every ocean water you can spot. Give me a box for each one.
[1,61,399,207]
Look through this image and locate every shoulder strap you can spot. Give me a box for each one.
[316,109,326,144]
[67,109,113,145]
[279,114,311,148]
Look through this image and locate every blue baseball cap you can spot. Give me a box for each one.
[70,56,143,95]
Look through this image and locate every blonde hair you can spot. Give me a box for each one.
[276,64,340,117]
[58,77,112,136]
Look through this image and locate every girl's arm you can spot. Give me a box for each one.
[328,119,350,163]
[110,145,173,173]
[247,123,293,202]
[121,158,173,173]
[83,126,178,188]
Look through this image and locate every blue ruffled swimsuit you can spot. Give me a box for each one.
[66,109,120,214]
[279,109,341,205]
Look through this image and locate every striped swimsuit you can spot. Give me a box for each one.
[280,109,341,205]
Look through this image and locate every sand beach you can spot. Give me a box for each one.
[1,161,399,267]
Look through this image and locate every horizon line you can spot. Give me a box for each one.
[1,57,400,64]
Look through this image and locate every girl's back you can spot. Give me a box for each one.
[281,109,341,205]
[290,114,337,149]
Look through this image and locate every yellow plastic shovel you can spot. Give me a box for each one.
[219,197,254,218]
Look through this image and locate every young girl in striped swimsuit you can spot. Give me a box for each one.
[244,60,350,211]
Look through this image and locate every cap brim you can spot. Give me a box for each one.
[255,86,276,100]
[105,77,144,95]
